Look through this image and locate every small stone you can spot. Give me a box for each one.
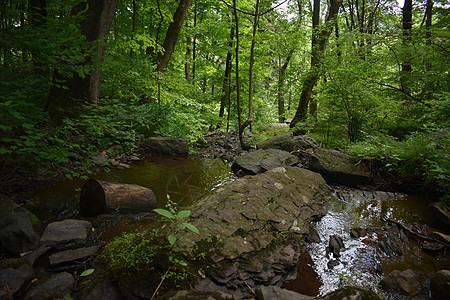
[49,245,101,266]
[40,219,92,247]
[24,272,75,300]
[327,259,340,270]
[110,160,120,167]
[0,264,33,299]
[329,235,345,257]
[129,155,141,161]
[430,270,450,300]
[380,269,423,296]
[117,163,130,169]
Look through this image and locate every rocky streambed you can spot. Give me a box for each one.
[1,132,449,300]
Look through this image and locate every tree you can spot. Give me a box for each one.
[290,0,342,130]
[47,0,118,124]
[156,0,192,72]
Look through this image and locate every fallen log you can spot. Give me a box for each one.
[80,180,157,217]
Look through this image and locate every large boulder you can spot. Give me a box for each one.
[0,194,41,256]
[430,270,450,300]
[168,167,329,298]
[256,286,313,300]
[140,137,188,156]
[231,148,299,175]
[309,148,372,187]
[257,133,318,152]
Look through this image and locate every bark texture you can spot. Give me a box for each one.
[80,180,157,217]
[156,0,192,72]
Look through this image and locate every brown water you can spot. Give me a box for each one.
[23,159,448,297]
[24,156,235,221]
[285,188,449,297]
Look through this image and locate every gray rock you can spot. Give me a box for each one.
[40,219,92,247]
[256,285,313,300]
[49,245,101,266]
[257,133,296,151]
[141,137,188,156]
[321,287,381,299]
[24,272,75,300]
[81,277,124,300]
[161,290,241,299]
[430,202,450,229]
[430,270,450,300]
[433,232,450,246]
[0,264,33,299]
[22,246,50,265]
[231,148,299,175]
[0,194,41,256]
[309,148,372,187]
[380,269,424,296]
[329,235,345,257]
[167,167,329,298]
[257,132,318,152]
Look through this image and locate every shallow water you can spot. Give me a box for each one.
[285,188,449,297]
[24,156,235,221]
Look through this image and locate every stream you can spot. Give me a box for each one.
[23,156,448,298]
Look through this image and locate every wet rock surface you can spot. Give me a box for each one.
[256,285,313,300]
[231,148,299,175]
[380,269,426,296]
[140,137,189,156]
[23,271,75,300]
[0,263,33,299]
[0,194,41,256]
[256,132,318,152]
[430,270,450,300]
[165,167,329,298]
[40,219,92,247]
[309,148,372,187]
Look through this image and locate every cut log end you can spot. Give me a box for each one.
[80,179,157,217]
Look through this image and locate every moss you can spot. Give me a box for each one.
[26,209,43,233]
[0,258,30,269]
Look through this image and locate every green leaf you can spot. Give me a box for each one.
[153,208,175,219]
[183,223,200,234]
[177,210,191,219]
[168,235,176,245]
[80,269,95,276]
[177,223,186,230]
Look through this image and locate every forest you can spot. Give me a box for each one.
[0,0,448,200]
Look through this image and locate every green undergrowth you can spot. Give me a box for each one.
[96,229,194,297]
[347,130,449,202]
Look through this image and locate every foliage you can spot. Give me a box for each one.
[348,130,449,200]
[97,229,191,294]
[153,197,200,246]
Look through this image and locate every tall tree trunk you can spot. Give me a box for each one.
[233,0,242,146]
[290,0,342,130]
[308,0,320,118]
[47,0,118,124]
[155,0,192,72]
[130,0,136,61]
[192,0,197,80]
[219,24,234,120]
[30,0,47,28]
[185,36,192,81]
[238,0,259,150]
[278,50,294,123]
[424,0,433,43]
[402,0,413,73]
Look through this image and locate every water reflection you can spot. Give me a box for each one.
[24,156,235,221]
[306,189,443,296]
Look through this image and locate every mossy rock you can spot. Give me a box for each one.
[0,258,30,270]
